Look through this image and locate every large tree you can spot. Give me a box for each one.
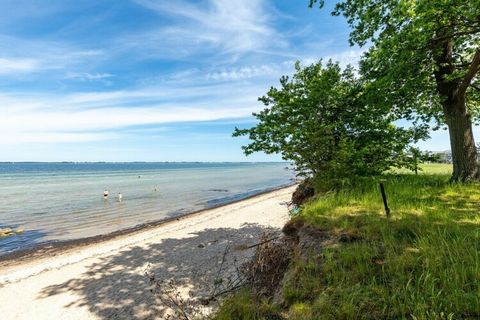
[310,0,480,181]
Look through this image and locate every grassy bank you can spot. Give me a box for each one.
[215,164,480,319]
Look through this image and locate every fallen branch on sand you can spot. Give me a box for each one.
[146,231,291,319]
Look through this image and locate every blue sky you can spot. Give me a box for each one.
[0,0,455,161]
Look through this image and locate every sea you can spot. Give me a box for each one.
[0,162,295,256]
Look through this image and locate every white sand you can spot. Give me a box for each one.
[0,186,295,320]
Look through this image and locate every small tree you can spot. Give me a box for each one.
[234,61,418,189]
[408,147,442,175]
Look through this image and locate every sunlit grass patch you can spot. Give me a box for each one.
[390,163,452,175]
[214,289,283,320]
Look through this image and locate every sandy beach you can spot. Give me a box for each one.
[0,185,295,319]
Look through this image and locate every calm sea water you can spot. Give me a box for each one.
[0,162,294,256]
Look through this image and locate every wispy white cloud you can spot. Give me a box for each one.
[0,132,118,144]
[0,58,40,74]
[0,35,105,77]
[140,64,279,85]
[206,65,276,81]
[129,0,285,57]
[326,49,364,67]
[0,79,267,144]
[66,72,113,81]
[300,49,365,68]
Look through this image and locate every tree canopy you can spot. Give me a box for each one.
[310,0,480,181]
[234,61,416,187]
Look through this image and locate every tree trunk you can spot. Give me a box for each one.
[444,97,480,181]
[433,38,480,181]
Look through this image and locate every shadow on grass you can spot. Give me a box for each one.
[39,223,276,319]
[349,174,480,223]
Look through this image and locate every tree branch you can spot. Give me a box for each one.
[431,29,480,45]
[429,24,480,50]
[459,48,480,95]
[471,83,480,92]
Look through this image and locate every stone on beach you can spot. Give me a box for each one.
[0,228,14,237]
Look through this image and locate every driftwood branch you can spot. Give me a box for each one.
[245,236,280,249]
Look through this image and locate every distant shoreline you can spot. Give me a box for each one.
[0,182,296,265]
[0,161,292,164]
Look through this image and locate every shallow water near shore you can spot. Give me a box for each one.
[0,162,294,256]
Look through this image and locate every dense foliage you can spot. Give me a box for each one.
[310,0,480,181]
[234,61,417,187]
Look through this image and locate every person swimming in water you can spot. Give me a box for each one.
[118,192,123,202]
[103,190,109,199]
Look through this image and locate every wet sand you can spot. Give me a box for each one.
[0,185,295,319]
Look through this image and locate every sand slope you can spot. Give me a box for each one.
[0,186,294,320]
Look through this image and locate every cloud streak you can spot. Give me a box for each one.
[0,58,40,74]
[129,0,285,57]
[0,35,105,78]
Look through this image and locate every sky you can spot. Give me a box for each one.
[0,0,456,162]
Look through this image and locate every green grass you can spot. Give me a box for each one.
[390,163,452,175]
[214,289,283,320]
[214,164,480,319]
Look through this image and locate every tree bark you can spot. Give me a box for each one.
[444,98,480,181]
[434,38,480,181]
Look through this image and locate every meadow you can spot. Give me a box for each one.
[215,164,480,319]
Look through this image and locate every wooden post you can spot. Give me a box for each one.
[379,183,390,218]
